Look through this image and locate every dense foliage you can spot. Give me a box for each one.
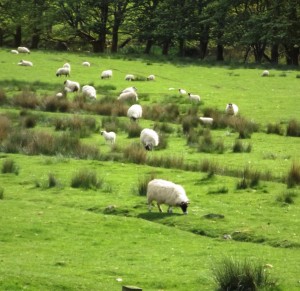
[0,0,299,64]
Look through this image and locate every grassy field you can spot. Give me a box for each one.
[0,48,300,290]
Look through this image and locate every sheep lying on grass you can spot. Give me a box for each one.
[64,80,80,92]
[261,70,269,77]
[147,74,155,81]
[225,103,239,116]
[127,104,142,121]
[18,60,33,66]
[82,85,96,100]
[17,46,30,54]
[199,117,213,125]
[100,130,116,144]
[11,50,19,54]
[101,70,113,79]
[140,128,159,151]
[82,61,90,67]
[147,179,190,214]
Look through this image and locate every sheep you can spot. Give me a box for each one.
[179,88,187,95]
[82,85,96,99]
[82,61,90,67]
[56,92,64,98]
[56,67,70,77]
[225,103,239,116]
[63,63,71,69]
[188,93,200,103]
[147,179,190,214]
[121,86,137,93]
[118,91,138,102]
[100,130,116,144]
[125,74,135,81]
[11,50,19,54]
[64,79,80,92]
[147,74,155,81]
[140,128,159,151]
[127,104,142,121]
[17,46,30,54]
[101,69,113,79]
[199,117,213,125]
[18,60,33,66]
[261,70,269,77]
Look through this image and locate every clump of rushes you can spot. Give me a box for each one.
[0,115,11,142]
[286,119,300,137]
[276,190,298,205]
[1,158,19,175]
[71,169,103,189]
[286,161,300,188]
[137,173,156,196]
[127,122,142,138]
[123,142,147,164]
[266,122,284,135]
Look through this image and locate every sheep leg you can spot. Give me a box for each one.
[157,203,163,212]
[167,206,173,213]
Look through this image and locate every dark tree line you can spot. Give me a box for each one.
[0,0,299,65]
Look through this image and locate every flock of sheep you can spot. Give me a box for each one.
[10,46,271,214]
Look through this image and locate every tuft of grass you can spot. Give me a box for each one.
[286,161,300,188]
[207,186,228,194]
[0,115,12,142]
[0,89,7,104]
[266,122,285,135]
[1,158,19,175]
[0,187,4,199]
[71,169,103,189]
[137,173,156,196]
[12,90,39,109]
[236,167,261,189]
[286,119,300,137]
[48,173,58,188]
[232,139,252,153]
[21,114,37,128]
[276,190,298,205]
[123,142,147,164]
[212,256,278,291]
[127,122,142,138]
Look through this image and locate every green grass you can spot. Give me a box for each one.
[0,48,300,290]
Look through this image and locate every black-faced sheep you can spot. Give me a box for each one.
[140,128,159,151]
[261,70,270,77]
[82,85,96,99]
[101,70,113,79]
[225,103,239,116]
[188,93,200,103]
[147,179,190,214]
[18,60,33,66]
[127,104,142,121]
[64,80,80,92]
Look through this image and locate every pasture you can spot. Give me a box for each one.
[0,49,300,290]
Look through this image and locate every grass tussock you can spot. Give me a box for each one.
[0,115,12,142]
[1,158,19,175]
[123,142,147,164]
[236,167,261,189]
[71,169,103,189]
[286,161,300,188]
[21,114,37,128]
[286,119,300,137]
[0,89,7,104]
[41,95,71,112]
[127,122,142,138]
[266,122,285,135]
[12,90,39,109]
[0,187,3,199]
[212,256,278,291]
[144,104,180,122]
[232,139,252,153]
[276,190,298,205]
[148,155,184,169]
[137,173,156,196]
[48,173,58,188]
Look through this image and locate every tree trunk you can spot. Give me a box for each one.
[285,45,299,66]
[216,44,224,61]
[144,39,153,54]
[14,25,22,47]
[0,28,3,46]
[162,40,170,55]
[243,46,251,63]
[92,40,104,53]
[178,39,184,57]
[111,24,119,53]
[31,31,40,49]
[271,44,279,64]
[199,41,208,59]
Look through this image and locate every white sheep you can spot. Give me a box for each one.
[17,46,30,54]
[56,92,64,98]
[101,69,113,79]
[225,103,239,116]
[199,117,213,125]
[118,91,138,102]
[121,86,137,93]
[261,70,269,77]
[147,74,155,81]
[147,179,190,214]
[179,88,187,95]
[140,128,159,151]
[18,60,33,66]
[127,104,142,121]
[125,74,135,81]
[63,63,71,69]
[100,130,116,144]
[11,50,19,54]
[188,93,200,103]
[56,67,70,77]
[82,61,90,67]
[82,85,96,99]
[64,80,80,92]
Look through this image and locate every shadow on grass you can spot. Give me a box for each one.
[138,212,182,220]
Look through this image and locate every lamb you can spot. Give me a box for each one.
[147,74,155,81]
[17,46,30,54]
[147,179,190,214]
[179,88,187,95]
[199,117,213,125]
[127,104,142,121]
[188,93,200,103]
[18,60,33,66]
[225,103,239,116]
[118,91,138,102]
[56,67,70,77]
[82,61,90,67]
[125,74,135,81]
[140,128,159,151]
[64,79,80,92]
[261,70,269,77]
[11,50,19,54]
[121,86,137,93]
[101,69,113,79]
[82,85,96,99]
[100,130,116,144]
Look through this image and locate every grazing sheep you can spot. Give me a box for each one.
[140,128,159,151]
[56,67,70,77]
[118,91,138,102]
[188,93,200,103]
[101,69,113,79]
[11,50,19,54]
[121,86,137,93]
[82,61,90,67]
[56,92,64,98]
[17,46,30,54]
[127,104,142,121]
[179,88,187,95]
[18,60,33,66]
[199,117,213,125]
[225,103,239,116]
[147,74,155,81]
[100,130,116,144]
[125,74,135,81]
[261,70,269,77]
[82,85,96,99]
[147,179,190,214]
[63,63,71,69]
[64,79,80,92]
